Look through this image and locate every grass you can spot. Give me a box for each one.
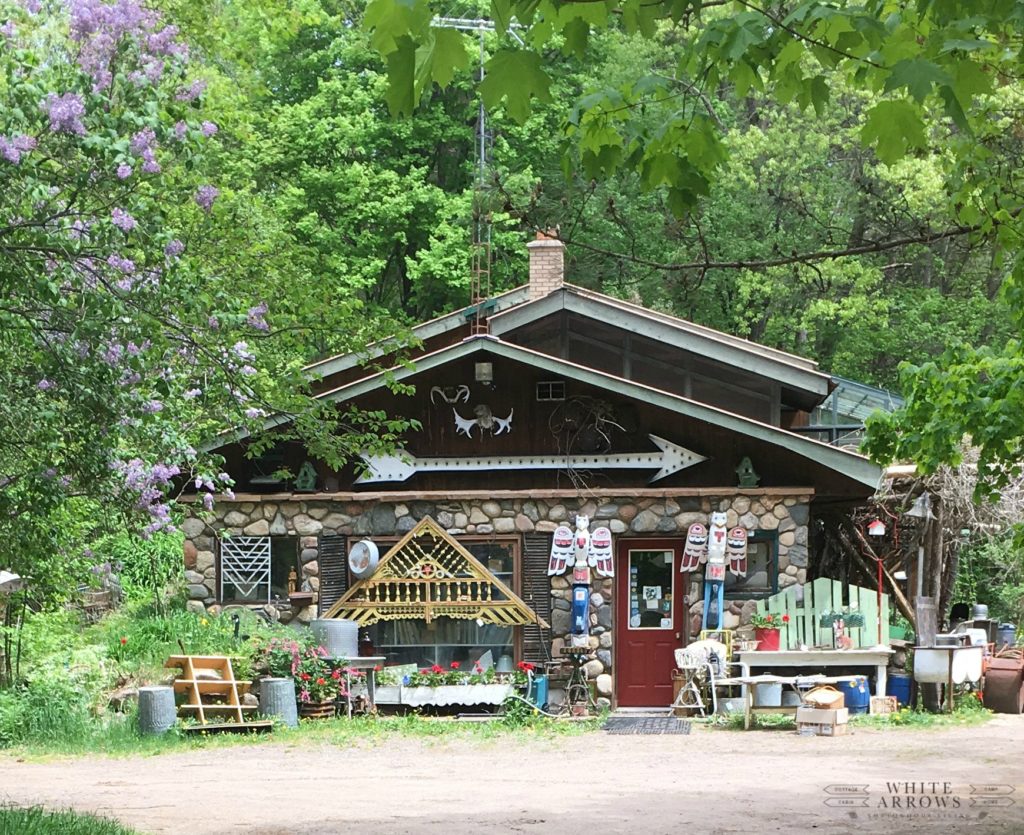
[0,806,139,835]
[2,711,605,761]
[714,696,994,731]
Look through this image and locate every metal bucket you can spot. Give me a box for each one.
[753,682,782,707]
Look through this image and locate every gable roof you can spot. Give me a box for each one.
[312,334,880,490]
[303,285,531,381]
[322,516,548,627]
[488,285,832,405]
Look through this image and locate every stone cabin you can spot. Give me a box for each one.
[180,234,881,708]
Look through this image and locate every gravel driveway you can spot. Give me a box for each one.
[1,716,1022,834]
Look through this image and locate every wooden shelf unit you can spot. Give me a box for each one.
[165,655,256,725]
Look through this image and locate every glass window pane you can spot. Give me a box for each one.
[627,550,675,630]
[725,536,776,596]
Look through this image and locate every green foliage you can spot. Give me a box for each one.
[0,806,140,835]
[952,535,1024,630]
[91,531,184,605]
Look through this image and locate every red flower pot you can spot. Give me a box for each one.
[754,627,780,651]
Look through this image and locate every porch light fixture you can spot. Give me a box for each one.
[474,361,494,386]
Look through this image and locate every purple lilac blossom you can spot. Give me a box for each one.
[116,163,133,179]
[246,301,269,331]
[111,207,136,231]
[107,253,135,274]
[37,378,54,390]
[200,120,218,137]
[173,120,187,140]
[182,388,202,399]
[43,93,87,135]
[0,134,36,164]
[202,492,215,511]
[164,239,185,258]
[194,185,219,211]
[175,78,206,101]
[0,21,16,38]
[208,315,219,329]
[142,399,163,413]
[19,0,40,14]
[130,127,160,173]
[244,408,263,419]
[69,0,186,92]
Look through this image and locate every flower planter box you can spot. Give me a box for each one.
[374,685,401,704]
[400,683,514,707]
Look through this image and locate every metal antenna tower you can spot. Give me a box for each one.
[431,17,523,334]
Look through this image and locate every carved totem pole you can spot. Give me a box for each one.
[680,511,748,631]
[548,515,614,647]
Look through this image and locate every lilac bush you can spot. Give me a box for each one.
[0,0,279,584]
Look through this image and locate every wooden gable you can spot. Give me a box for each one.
[322,516,549,628]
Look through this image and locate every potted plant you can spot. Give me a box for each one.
[750,612,789,651]
[293,643,343,719]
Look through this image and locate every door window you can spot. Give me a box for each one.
[627,549,675,630]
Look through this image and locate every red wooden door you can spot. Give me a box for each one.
[616,539,685,707]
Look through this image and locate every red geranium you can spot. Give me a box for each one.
[331,669,341,680]
[300,673,311,681]
[119,636,127,645]
[782,614,791,624]
[431,664,443,674]
[450,661,460,670]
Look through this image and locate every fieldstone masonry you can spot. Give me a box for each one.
[182,492,810,705]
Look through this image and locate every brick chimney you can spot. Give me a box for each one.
[526,229,564,300]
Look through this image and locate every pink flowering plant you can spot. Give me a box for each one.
[256,636,343,703]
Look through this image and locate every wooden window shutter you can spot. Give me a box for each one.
[522,532,553,664]
[318,533,348,616]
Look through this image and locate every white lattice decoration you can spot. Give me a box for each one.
[220,536,272,601]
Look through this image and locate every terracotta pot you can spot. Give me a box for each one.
[754,627,781,651]
[299,699,336,720]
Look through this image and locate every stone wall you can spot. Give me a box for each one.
[181,492,809,705]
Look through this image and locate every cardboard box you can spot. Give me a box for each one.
[796,706,850,737]
[796,706,849,725]
[798,721,849,737]
[804,685,845,709]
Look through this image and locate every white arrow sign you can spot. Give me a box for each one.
[356,434,707,484]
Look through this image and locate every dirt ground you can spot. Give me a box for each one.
[1,716,1022,835]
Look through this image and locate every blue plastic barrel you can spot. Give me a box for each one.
[529,674,549,709]
[886,672,912,707]
[840,676,870,714]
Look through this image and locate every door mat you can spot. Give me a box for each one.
[602,716,691,735]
